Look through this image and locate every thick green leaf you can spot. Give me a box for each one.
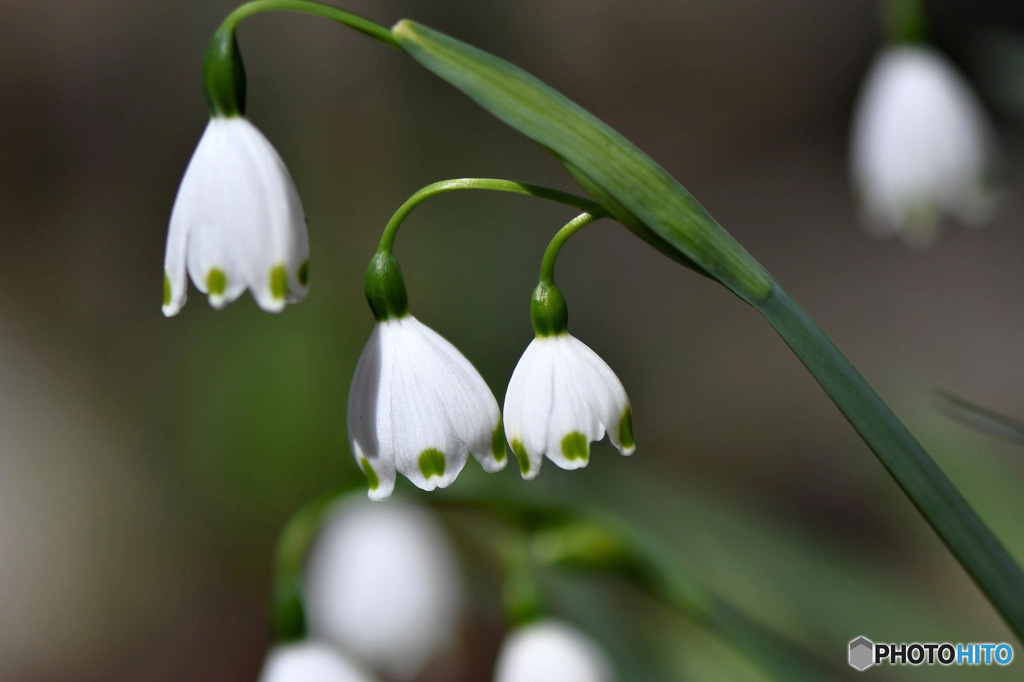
[393,19,1024,639]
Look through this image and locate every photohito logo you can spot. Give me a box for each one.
[848,636,1013,671]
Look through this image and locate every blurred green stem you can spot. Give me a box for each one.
[435,492,845,681]
[377,178,603,253]
[271,489,356,641]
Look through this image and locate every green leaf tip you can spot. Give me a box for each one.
[360,457,380,491]
[561,432,589,462]
[418,448,446,479]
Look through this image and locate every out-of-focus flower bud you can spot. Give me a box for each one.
[303,498,463,679]
[493,620,615,682]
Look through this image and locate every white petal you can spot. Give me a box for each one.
[348,316,502,494]
[304,497,463,680]
[850,46,995,240]
[543,339,605,470]
[414,320,505,472]
[503,338,556,479]
[259,643,379,682]
[494,620,615,682]
[562,335,634,456]
[167,117,307,313]
[347,324,396,501]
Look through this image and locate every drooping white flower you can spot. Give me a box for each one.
[258,642,379,682]
[347,314,506,500]
[494,620,615,682]
[503,333,634,480]
[163,116,309,316]
[303,497,463,680]
[850,45,996,246]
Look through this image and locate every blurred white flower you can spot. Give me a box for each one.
[258,642,378,682]
[503,334,634,480]
[850,45,996,247]
[163,116,309,316]
[347,315,506,500]
[494,620,615,682]
[303,497,463,680]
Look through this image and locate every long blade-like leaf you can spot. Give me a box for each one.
[392,19,1024,638]
[935,390,1024,447]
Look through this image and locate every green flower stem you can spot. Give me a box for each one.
[377,178,604,254]
[539,211,605,285]
[217,0,399,48]
[204,0,399,116]
[270,488,357,641]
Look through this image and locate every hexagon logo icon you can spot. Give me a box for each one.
[849,636,875,671]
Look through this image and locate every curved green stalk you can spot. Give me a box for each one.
[377,178,603,253]
[219,0,398,47]
[204,1,398,116]
[539,211,604,285]
[391,20,1024,639]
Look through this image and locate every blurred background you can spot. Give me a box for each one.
[2,0,1024,679]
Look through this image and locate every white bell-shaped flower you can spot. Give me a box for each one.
[163,116,309,316]
[850,45,995,246]
[347,314,506,500]
[494,620,615,682]
[303,497,463,680]
[258,642,379,682]
[503,333,634,480]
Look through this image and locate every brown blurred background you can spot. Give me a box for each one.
[2,0,1024,680]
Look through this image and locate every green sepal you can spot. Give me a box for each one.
[530,282,567,337]
[364,250,409,321]
[884,0,928,44]
[203,26,247,117]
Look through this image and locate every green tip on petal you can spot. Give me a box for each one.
[511,439,530,476]
[492,420,507,462]
[561,431,590,462]
[298,260,310,287]
[618,407,635,450]
[163,271,171,307]
[270,264,288,300]
[207,268,227,296]
[360,457,379,491]
[418,448,446,479]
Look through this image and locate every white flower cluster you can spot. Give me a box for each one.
[347,314,634,499]
[164,116,635,500]
[256,497,617,682]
